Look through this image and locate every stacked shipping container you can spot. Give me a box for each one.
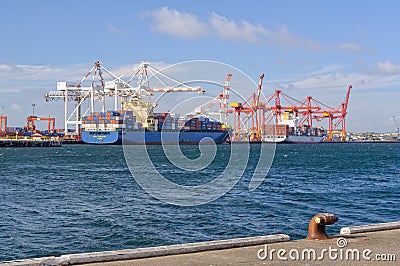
[82,110,143,131]
[184,117,223,131]
[82,111,226,132]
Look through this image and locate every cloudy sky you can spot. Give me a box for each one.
[1,0,400,132]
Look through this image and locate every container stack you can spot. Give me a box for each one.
[82,111,225,132]
[184,117,224,131]
[154,113,179,131]
[264,124,289,136]
[82,110,142,131]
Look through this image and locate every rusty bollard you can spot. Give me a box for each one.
[306,213,338,240]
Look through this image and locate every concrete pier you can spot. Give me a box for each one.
[0,138,61,147]
[2,221,399,265]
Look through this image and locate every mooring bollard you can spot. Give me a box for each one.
[306,213,338,240]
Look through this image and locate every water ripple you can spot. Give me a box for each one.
[0,143,399,261]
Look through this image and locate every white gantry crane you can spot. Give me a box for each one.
[45,61,132,135]
[45,61,206,136]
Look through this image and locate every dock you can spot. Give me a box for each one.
[2,220,399,265]
[0,138,61,147]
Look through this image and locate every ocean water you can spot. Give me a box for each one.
[0,143,399,261]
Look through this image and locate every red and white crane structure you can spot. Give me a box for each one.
[187,73,232,125]
[228,74,265,142]
[257,84,352,142]
[312,85,352,141]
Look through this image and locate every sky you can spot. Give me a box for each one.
[1,0,400,132]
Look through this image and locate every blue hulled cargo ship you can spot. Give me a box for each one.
[82,129,228,145]
[81,98,229,145]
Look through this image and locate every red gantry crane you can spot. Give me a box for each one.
[228,74,265,142]
[258,84,351,142]
[261,89,321,136]
[312,85,352,141]
[26,116,56,133]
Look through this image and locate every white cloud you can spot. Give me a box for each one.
[274,66,400,95]
[0,62,108,105]
[209,16,362,53]
[268,25,325,51]
[0,64,12,71]
[210,13,267,43]
[376,60,400,75]
[0,61,190,95]
[145,7,208,39]
[144,8,363,53]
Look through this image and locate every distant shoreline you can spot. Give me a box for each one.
[322,140,400,144]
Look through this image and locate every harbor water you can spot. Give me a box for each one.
[0,143,399,261]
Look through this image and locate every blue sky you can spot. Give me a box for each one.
[1,0,400,132]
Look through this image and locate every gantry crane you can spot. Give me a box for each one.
[229,101,252,141]
[45,61,206,136]
[258,84,352,142]
[251,73,264,141]
[228,74,265,142]
[26,116,56,133]
[262,89,321,134]
[45,61,122,135]
[312,85,352,141]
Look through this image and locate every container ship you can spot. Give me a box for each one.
[262,110,326,144]
[81,97,229,145]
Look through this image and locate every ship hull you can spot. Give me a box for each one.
[82,130,229,145]
[81,131,120,144]
[262,135,324,144]
[284,135,324,144]
[262,135,287,143]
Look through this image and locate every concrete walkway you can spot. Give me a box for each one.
[81,229,400,266]
[3,222,399,265]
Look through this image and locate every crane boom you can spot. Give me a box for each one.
[343,85,352,113]
[255,73,264,109]
[147,87,205,93]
